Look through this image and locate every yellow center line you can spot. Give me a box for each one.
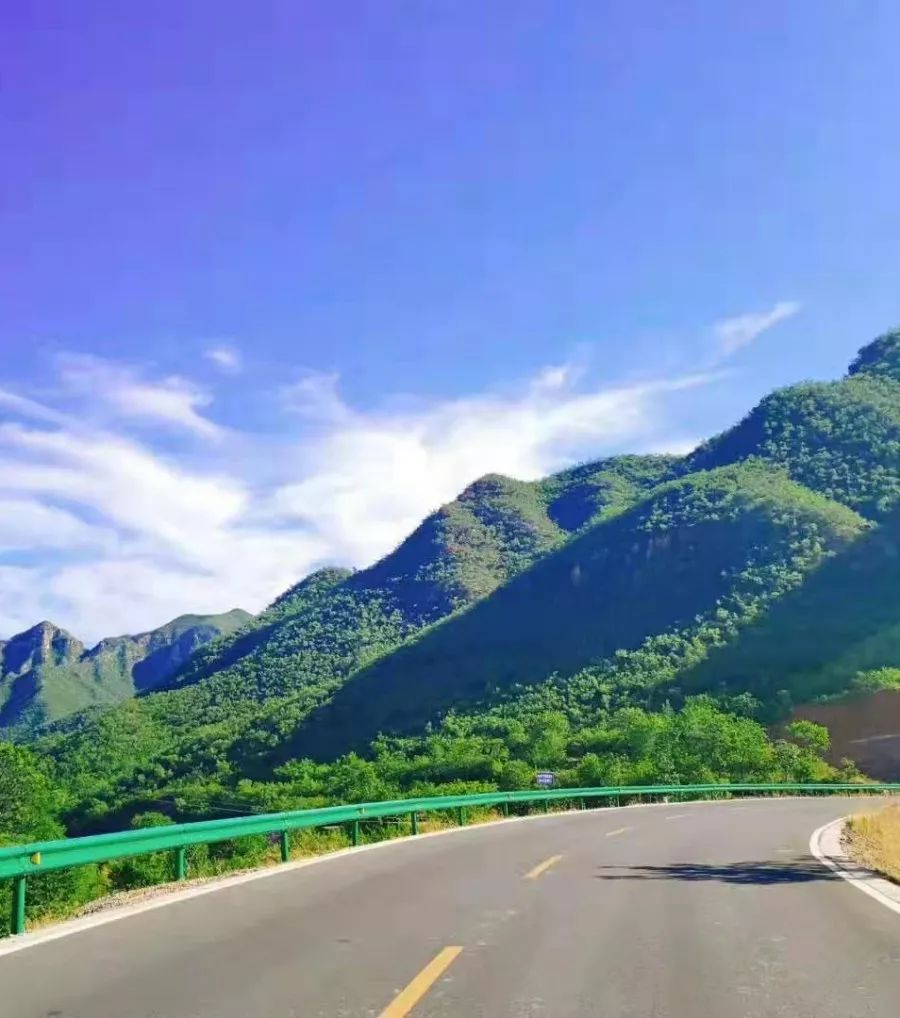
[605,826,631,837]
[525,853,564,880]
[379,946,463,1017]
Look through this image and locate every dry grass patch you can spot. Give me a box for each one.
[845,802,900,883]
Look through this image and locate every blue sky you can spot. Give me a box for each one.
[1,2,899,641]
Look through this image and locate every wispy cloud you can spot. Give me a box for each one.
[56,354,224,439]
[0,352,719,641]
[264,370,714,565]
[712,300,802,358]
[0,388,72,427]
[205,345,242,374]
[281,371,351,424]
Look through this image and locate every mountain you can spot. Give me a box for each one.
[32,455,680,816]
[26,330,900,824]
[134,458,676,722]
[276,462,866,761]
[0,610,251,733]
[685,335,900,518]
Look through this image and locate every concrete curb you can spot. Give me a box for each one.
[809,816,900,918]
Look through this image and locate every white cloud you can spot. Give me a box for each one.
[0,388,72,427]
[713,300,802,358]
[0,424,245,555]
[262,370,713,565]
[56,354,224,439]
[281,371,351,424]
[205,345,242,374]
[0,499,118,554]
[0,565,58,638]
[531,364,579,393]
[0,352,719,642]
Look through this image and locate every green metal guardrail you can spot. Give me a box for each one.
[3,782,897,936]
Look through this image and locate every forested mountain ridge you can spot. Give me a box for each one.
[7,330,900,840]
[145,455,676,714]
[276,462,867,761]
[0,610,251,733]
[686,336,900,518]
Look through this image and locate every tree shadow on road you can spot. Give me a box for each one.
[595,859,838,885]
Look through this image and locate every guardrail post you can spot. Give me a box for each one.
[410,812,419,836]
[580,798,586,811]
[175,847,187,881]
[350,820,361,846]
[11,876,26,935]
[457,806,466,826]
[279,831,290,863]
[542,798,549,813]
[502,801,509,817]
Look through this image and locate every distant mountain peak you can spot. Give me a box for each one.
[0,620,83,677]
[1,609,254,732]
[9,619,82,651]
[23,619,73,637]
[457,473,519,499]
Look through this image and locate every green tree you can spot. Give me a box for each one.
[786,720,830,755]
[0,742,61,841]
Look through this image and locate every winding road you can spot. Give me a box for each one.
[2,797,899,1016]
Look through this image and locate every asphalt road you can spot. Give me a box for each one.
[2,797,899,1017]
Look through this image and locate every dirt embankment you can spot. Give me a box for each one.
[790,690,900,779]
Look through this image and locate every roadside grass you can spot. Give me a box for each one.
[845,803,900,883]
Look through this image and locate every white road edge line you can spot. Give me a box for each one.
[0,795,864,957]
[809,817,900,919]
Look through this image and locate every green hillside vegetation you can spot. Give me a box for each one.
[360,474,565,614]
[539,454,679,530]
[848,328,900,381]
[277,462,866,762]
[680,510,900,711]
[688,351,900,519]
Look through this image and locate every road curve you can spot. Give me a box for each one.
[2,797,899,1017]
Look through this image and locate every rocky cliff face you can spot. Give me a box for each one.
[0,621,84,675]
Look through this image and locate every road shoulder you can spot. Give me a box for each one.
[810,817,900,918]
